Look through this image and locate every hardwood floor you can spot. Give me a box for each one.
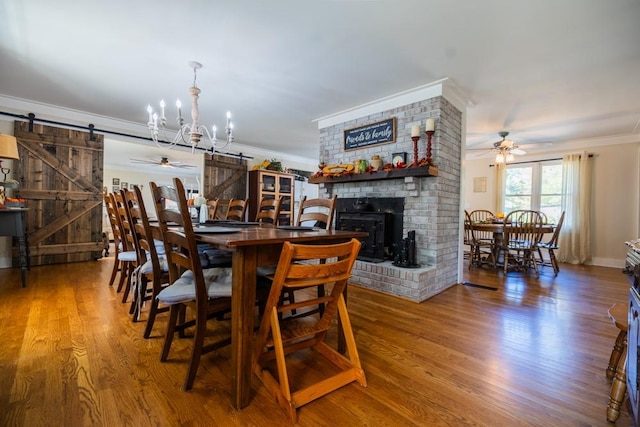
[0,255,634,426]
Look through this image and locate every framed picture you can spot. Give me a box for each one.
[112,185,120,192]
[121,182,128,189]
[391,152,407,167]
[112,178,120,186]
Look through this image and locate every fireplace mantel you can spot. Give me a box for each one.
[308,165,438,184]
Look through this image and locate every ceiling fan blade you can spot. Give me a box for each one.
[511,148,527,155]
[172,163,197,169]
[129,158,156,164]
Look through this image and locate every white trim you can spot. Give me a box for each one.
[314,77,473,129]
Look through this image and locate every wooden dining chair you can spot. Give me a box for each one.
[295,195,338,230]
[255,196,283,226]
[468,209,495,246]
[537,211,565,276]
[126,185,171,337]
[206,198,219,220]
[501,210,545,277]
[464,210,495,269]
[150,178,234,390]
[606,302,628,423]
[252,239,366,423]
[225,198,249,221]
[114,190,139,302]
[103,192,134,289]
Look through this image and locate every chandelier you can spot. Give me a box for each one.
[146,61,233,154]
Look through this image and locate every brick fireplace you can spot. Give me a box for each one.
[314,81,464,302]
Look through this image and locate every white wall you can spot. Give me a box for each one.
[464,140,640,267]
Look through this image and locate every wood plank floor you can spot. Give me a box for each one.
[0,254,634,426]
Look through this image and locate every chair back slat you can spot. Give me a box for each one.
[295,195,337,230]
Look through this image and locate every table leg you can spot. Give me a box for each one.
[231,246,257,409]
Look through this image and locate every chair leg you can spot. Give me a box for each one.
[607,347,627,423]
[548,249,559,276]
[607,330,627,380]
[161,304,180,361]
[184,313,206,391]
[108,257,120,287]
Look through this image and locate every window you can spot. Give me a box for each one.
[503,161,563,224]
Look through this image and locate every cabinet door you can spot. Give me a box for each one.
[277,175,293,225]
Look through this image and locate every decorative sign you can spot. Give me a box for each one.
[344,117,396,151]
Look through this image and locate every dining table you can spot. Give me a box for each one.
[193,223,368,409]
[469,221,556,267]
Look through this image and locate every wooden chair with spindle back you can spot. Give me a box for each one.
[606,302,628,423]
[537,211,565,276]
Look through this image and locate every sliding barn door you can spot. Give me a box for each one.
[13,121,104,266]
[202,153,247,200]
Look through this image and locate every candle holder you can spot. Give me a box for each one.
[411,136,420,167]
[425,130,434,165]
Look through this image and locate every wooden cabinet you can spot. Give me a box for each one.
[248,170,294,225]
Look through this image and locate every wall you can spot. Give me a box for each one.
[464,140,640,267]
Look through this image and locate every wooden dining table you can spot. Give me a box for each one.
[469,221,556,266]
[193,224,368,409]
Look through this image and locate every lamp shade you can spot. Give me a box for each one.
[0,134,19,160]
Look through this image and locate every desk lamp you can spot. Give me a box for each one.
[0,134,19,181]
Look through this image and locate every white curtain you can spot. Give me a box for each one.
[493,163,506,214]
[558,152,593,264]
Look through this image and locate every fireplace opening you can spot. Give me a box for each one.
[335,197,404,262]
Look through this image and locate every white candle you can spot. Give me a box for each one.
[426,118,435,132]
[147,105,153,123]
[176,99,182,121]
[411,125,420,137]
[160,99,166,120]
[212,125,217,140]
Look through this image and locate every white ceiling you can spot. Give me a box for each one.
[1,0,639,165]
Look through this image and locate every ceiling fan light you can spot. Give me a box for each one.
[506,153,515,162]
[495,152,505,163]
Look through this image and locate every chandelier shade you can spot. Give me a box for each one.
[146,61,234,154]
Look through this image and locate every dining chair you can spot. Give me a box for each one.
[252,238,366,423]
[467,209,495,246]
[206,198,219,220]
[114,190,139,302]
[536,211,565,276]
[103,192,134,289]
[126,185,171,337]
[606,302,628,423]
[501,210,545,277]
[150,178,234,391]
[287,195,339,314]
[255,196,283,226]
[464,210,495,269]
[225,198,249,221]
[295,195,338,230]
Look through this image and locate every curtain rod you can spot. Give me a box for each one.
[0,110,253,160]
[489,154,593,167]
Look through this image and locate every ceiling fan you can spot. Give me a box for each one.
[129,156,196,169]
[467,131,528,163]
[492,131,526,163]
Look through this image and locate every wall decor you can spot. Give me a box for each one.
[112,185,120,192]
[473,177,487,193]
[112,178,120,185]
[121,182,128,189]
[344,117,396,151]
